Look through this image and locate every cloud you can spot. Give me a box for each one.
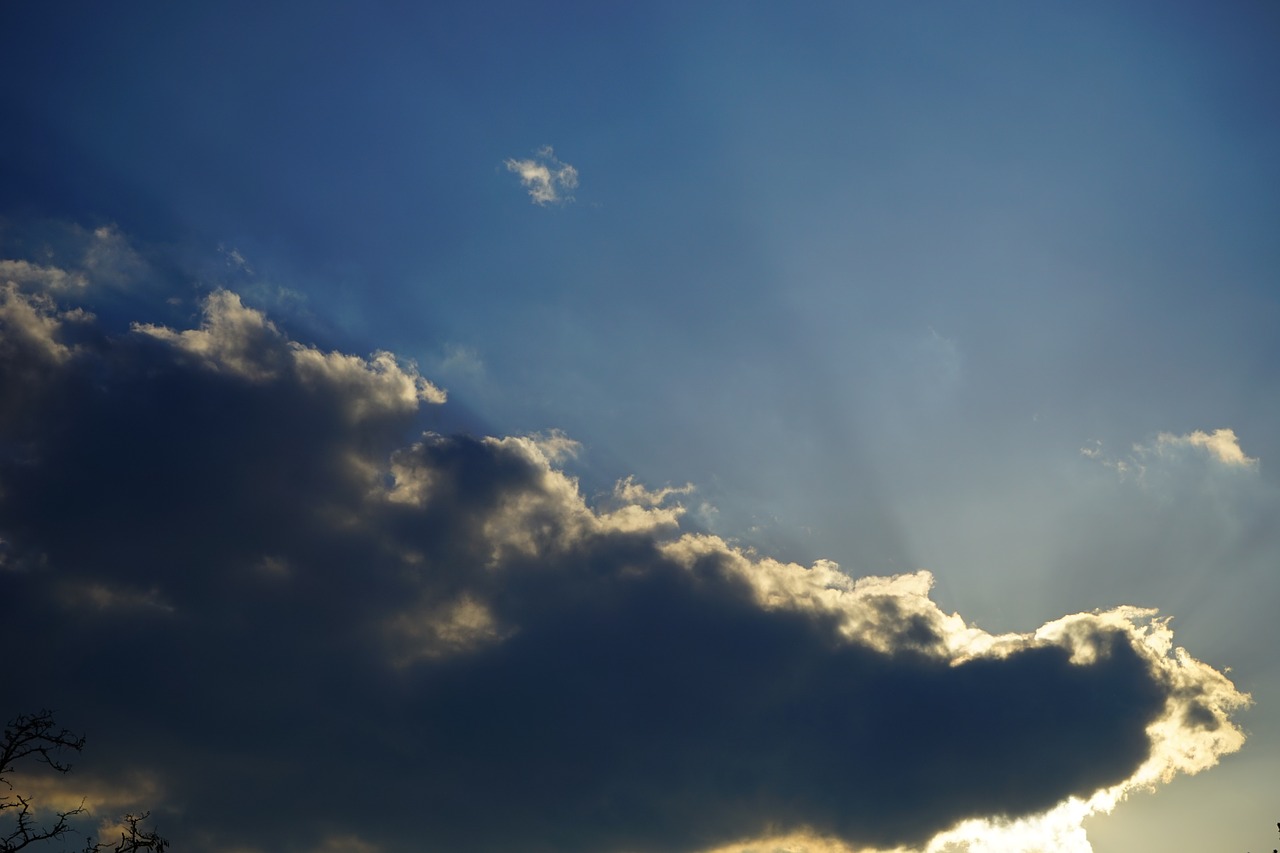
[0,255,1249,853]
[0,258,88,292]
[4,767,163,822]
[1081,428,1259,494]
[433,342,486,380]
[218,243,254,276]
[1068,426,1274,653]
[614,474,696,507]
[57,580,176,615]
[505,144,579,205]
[1152,428,1257,468]
[133,290,446,415]
[80,225,146,285]
[0,282,87,364]
[0,222,146,294]
[309,837,382,853]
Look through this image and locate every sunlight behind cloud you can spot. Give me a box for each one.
[0,247,1254,853]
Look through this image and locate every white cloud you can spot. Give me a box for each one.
[0,222,145,300]
[0,259,87,292]
[1081,427,1258,483]
[525,428,581,464]
[1153,428,1257,468]
[613,475,695,507]
[505,144,579,205]
[0,282,91,363]
[292,347,447,418]
[134,291,446,418]
[133,290,285,381]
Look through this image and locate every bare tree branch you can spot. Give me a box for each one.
[1,712,168,853]
[81,812,168,853]
[1,711,86,782]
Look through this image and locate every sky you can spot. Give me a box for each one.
[1,2,1278,852]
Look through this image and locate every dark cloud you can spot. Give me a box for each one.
[0,264,1248,853]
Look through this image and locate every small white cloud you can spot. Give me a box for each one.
[526,428,581,464]
[613,475,695,507]
[1084,428,1258,484]
[1154,428,1257,468]
[505,145,579,205]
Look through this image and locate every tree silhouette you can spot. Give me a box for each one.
[1245,819,1280,853]
[1,711,168,852]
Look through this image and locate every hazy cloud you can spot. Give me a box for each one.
[308,836,382,853]
[4,769,162,826]
[0,259,1249,853]
[433,342,486,379]
[0,258,88,292]
[81,224,146,285]
[218,243,254,275]
[505,145,579,205]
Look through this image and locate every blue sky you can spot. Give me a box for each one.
[2,3,1278,851]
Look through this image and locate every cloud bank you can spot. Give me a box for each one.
[505,145,579,205]
[0,251,1248,853]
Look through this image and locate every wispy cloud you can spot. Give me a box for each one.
[218,243,254,276]
[1082,427,1259,483]
[81,224,146,284]
[0,258,88,292]
[505,144,579,205]
[431,342,486,381]
[0,222,146,295]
